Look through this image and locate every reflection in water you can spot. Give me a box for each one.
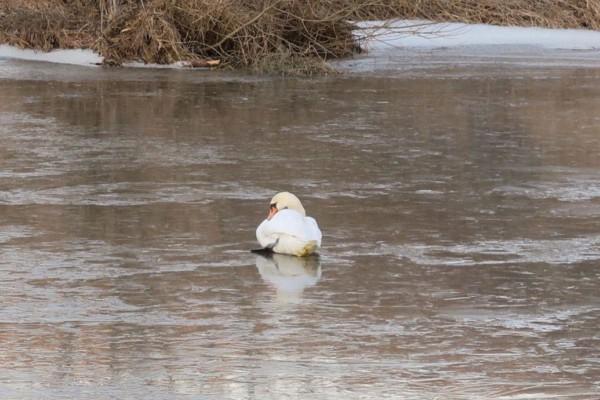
[255,254,321,301]
[1,59,600,399]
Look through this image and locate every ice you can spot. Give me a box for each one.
[357,20,600,52]
[0,45,102,66]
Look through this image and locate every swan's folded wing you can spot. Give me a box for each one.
[256,210,323,252]
[256,219,279,249]
[304,217,322,246]
[259,209,306,236]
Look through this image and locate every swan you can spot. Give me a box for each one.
[255,192,322,256]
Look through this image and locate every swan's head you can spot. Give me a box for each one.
[268,192,306,220]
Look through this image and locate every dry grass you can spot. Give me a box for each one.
[0,0,367,72]
[0,0,99,51]
[1,0,600,73]
[97,0,365,71]
[385,0,600,30]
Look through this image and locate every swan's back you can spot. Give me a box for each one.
[256,209,322,256]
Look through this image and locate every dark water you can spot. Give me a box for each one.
[1,58,600,399]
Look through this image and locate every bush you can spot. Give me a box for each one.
[2,0,600,73]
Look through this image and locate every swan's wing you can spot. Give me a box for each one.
[256,218,280,249]
[304,216,322,246]
[256,210,322,251]
[260,210,308,237]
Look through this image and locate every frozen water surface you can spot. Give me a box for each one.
[1,47,600,400]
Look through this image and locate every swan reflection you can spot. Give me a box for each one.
[255,253,321,301]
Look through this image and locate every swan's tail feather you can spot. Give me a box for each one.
[296,240,318,257]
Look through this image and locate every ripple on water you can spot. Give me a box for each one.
[0,225,37,244]
[439,306,598,334]
[377,235,600,266]
[0,182,275,205]
[0,112,231,182]
[492,168,600,202]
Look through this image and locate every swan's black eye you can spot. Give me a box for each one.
[270,203,277,209]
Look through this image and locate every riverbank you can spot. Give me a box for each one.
[1,1,599,73]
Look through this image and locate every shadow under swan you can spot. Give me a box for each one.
[255,253,322,301]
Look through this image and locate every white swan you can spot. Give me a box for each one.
[255,192,322,256]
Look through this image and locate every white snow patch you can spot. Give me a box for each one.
[357,20,600,52]
[0,45,103,66]
[0,45,210,69]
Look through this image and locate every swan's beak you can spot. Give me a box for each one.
[267,204,278,220]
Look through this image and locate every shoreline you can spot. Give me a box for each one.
[2,1,600,73]
[2,20,600,72]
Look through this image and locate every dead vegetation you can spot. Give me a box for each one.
[1,0,600,73]
[0,0,99,51]
[0,0,367,73]
[386,0,600,30]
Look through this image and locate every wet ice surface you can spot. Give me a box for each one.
[1,58,600,399]
[335,45,600,76]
